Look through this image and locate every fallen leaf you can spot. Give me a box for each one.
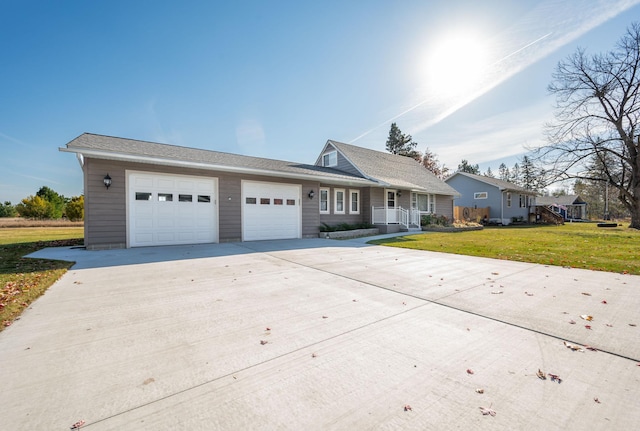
[491,291,504,294]
[479,406,496,416]
[404,404,412,411]
[311,353,317,358]
[569,319,576,324]
[581,292,592,296]
[630,323,637,327]
[524,291,534,296]
[594,397,601,404]
[476,388,485,394]
[585,346,598,352]
[322,316,328,319]
[548,373,562,383]
[260,340,268,345]
[601,300,607,304]
[70,420,86,429]
[142,377,155,385]
[265,327,271,331]
[580,315,593,321]
[564,341,584,352]
[491,272,499,275]
[537,369,547,380]
[585,325,592,330]
[606,323,613,327]
[467,369,474,375]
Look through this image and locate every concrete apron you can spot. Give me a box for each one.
[1,238,639,430]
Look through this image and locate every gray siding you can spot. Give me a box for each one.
[435,195,454,220]
[318,184,367,227]
[84,158,323,248]
[319,143,362,177]
[446,175,502,219]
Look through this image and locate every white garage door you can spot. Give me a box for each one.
[242,181,301,241]
[128,172,218,247]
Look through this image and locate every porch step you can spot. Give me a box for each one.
[400,227,422,232]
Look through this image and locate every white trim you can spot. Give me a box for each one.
[60,147,374,186]
[334,188,346,214]
[319,187,330,214]
[322,151,338,167]
[474,192,488,199]
[349,189,360,214]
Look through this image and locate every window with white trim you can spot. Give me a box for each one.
[411,193,435,213]
[474,192,488,199]
[506,192,512,208]
[322,151,337,167]
[334,189,345,214]
[319,188,330,214]
[349,190,360,214]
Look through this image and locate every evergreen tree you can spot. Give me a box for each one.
[498,163,510,181]
[510,163,521,186]
[385,123,420,159]
[457,159,480,174]
[484,167,495,178]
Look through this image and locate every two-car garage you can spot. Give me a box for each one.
[127,172,302,247]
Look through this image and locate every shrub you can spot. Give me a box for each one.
[0,201,17,218]
[319,222,374,232]
[65,195,84,221]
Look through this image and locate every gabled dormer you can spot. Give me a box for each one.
[314,141,365,178]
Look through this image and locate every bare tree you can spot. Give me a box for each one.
[537,22,640,228]
[421,147,449,179]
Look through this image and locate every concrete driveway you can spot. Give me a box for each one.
[2,238,639,430]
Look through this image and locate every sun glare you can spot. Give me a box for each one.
[425,31,489,96]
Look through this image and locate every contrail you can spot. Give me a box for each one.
[348,32,554,144]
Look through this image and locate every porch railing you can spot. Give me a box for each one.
[372,206,422,229]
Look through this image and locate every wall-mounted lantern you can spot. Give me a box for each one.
[103,174,112,190]
[308,190,315,199]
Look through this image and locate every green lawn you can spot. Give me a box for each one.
[370,223,640,275]
[0,227,84,330]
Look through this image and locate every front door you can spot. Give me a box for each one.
[386,190,397,223]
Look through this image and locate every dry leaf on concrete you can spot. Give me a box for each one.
[537,369,547,380]
[580,315,593,321]
[479,406,496,416]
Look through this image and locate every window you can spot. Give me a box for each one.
[334,189,345,214]
[260,198,270,205]
[274,199,283,205]
[179,194,193,202]
[428,195,435,213]
[286,199,296,206]
[319,187,330,214]
[246,197,257,204]
[519,195,525,208]
[198,195,211,203]
[349,190,360,214]
[322,151,337,167]
[474,192,488,199]
[135,192,152,201]
[418,194,428,211]
[506,192,512,208]
[158,193,173,202]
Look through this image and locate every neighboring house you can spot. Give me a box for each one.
[445,172,537,225]
[536,195,587,221]
[61,133,459,249]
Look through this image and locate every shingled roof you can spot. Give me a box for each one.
[326,140,459,196]
[62,133,371,185]
[446,171,536,195]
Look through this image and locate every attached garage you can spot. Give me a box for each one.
[128,172,218,247]
[242,180,301,241]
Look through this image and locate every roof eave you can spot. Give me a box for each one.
[60,147,375,186]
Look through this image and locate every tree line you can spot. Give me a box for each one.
[0,186,83,221]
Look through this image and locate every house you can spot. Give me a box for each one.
[445,172,537,225]
[61,133,459,249]
[536,195,587,221]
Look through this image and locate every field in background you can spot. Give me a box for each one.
[370,223,640,275]
[0,221,83,329]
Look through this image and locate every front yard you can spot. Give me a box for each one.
[370,223,640,275]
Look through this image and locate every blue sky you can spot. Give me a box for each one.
[2,0,640,204]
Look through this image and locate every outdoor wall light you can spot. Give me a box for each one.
[397,190,402,197]
[308,190,315,199]
[103,174,112,189]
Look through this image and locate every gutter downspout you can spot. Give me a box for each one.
[501,188,504,224]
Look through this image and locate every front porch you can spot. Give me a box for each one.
[371,206,424,232]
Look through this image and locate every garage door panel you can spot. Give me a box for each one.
[242,181,301,241]
[128,172,218,247]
